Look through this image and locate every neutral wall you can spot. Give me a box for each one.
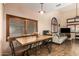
[4,3,39,20]
[2,3,62,55]
[2,3,40,55]
[0,3,3,55]
[2,3,78,55]
[60,4,79,40]
[38,10,61,34]
[38,3,79,39]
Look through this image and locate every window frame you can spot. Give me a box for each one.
[6,14,38,41]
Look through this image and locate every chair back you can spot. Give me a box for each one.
[7,37,16,55]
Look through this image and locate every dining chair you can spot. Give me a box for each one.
[7,37,30,56]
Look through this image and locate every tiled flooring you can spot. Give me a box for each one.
[28,39,79,56]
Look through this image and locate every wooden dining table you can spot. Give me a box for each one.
[16,35,53,55]
[16,35,53,46]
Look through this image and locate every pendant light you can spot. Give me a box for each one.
[39,3,46,14]
[75,3,79,19]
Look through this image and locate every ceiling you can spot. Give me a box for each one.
[4,3,73,13]
[18,3,72,13]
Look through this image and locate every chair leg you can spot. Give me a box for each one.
[22,51,26,56]
[12,52,15,56]
[26,50,30,56]
[26,44,32,56]
[47,43,52,54]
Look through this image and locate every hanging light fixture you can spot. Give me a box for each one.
[39,3,46,14]
[75,3,79,19]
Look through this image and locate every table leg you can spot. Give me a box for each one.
[47,39,52,54]
[26,44,31,56]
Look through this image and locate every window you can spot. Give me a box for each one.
[26,20,37,34]
[67,17,79,39]
[76,25,79,32]
[9,17,25,37]
[67,19,75,23]
[6,14,38,41]
[51,17,58,33]
[68,25,75,32]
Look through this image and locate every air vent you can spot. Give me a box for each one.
[56,4,61,7]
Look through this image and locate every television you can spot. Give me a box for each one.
[60,28,70,33]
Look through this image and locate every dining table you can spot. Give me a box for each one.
[16,35,53,55]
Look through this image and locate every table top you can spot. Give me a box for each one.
[16,35,53,46]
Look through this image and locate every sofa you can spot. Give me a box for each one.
[52,33,67,44]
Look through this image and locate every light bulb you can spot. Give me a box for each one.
[40,11,44,14]
[39,10,45,14]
